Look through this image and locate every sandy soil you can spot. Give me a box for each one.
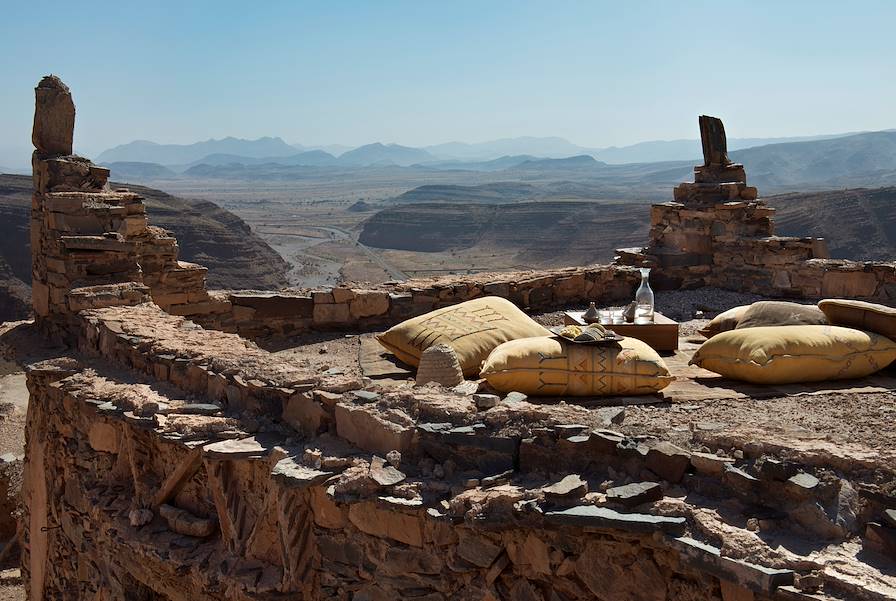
[268,331,364,381]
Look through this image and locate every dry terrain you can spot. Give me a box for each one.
[156,173,896,292]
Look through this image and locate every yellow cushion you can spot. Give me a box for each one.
[735,301,827,329]
[818,299,896,340]
[690,325,896,384]
[698,305,749,338]
[377,297,550,377]
[479,336,673,396]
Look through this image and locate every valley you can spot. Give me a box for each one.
[5,127,896,303]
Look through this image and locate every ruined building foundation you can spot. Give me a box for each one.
[19,80,896,600]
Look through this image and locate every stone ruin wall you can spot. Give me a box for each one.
[30,76,217,329]
[23,301,806,601]
[18,81,896,600]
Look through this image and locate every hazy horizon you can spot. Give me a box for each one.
[2,1,895,167]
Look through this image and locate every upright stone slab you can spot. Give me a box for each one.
[616,115,827,293]
[32,75,75,156]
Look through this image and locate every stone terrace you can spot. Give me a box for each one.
[17,82,896,600]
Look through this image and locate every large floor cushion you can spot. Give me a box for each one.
[377,297,550,377]
[699,305,748,338]
[480,336,673,396]
[818,299,896,340]
[735,301,828,330]
[690,325,896,384]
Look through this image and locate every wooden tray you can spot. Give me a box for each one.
[563,311,679,351]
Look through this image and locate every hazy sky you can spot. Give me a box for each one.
[2,0,895,166]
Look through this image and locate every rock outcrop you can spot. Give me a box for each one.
[32,76,74,157]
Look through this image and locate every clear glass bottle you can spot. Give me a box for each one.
[635,267,654,323]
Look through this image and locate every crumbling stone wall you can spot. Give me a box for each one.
[189,266,642,340]
[29,76,221,325]
[615,115,896,302]
[23,347,795,601]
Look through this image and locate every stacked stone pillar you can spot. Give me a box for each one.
[617,115,829,293]
[30,75,215,324]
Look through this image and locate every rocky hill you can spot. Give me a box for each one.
[359,200,650,266]
[0,174,289,321]
[360,186,896,270]
[767,186,896,260]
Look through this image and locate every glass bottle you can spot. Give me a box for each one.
[635,267,654,324]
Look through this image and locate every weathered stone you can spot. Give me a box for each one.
[785,473,820,498]
[335,403,414,455]
[88,422,119,453]
[506,533,551,575]
[313,302,351,324]
[544,505,686,535]
[456,530,503,568]
[33,75,75,155]
[353,390,381,403]
[271,457,333,489]
[575,539,668,601]
[473,393,500,410]
[690,451,734,477]
[350,291,390,318]
[865,522,896,556]
[884,508,896,529]
[203,435,279,460]
[348,501,423,547]
[724,465,759,494]
[757,457,798,482]
[597,406,626,426]
[282,392,328,435]
[645,442,691,483]
[606,482,663,507]
[589,429,625,455]
[543,474,588,500]
[369,455,406,487]
[503,391,528,404]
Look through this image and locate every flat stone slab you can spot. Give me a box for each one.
[369,456,406,487]
[670,536,794,593]
[543,474,588,499]
[203,434,281,460]
[606,482,663,507]
[884,509,896,529]
[171,403,222,416]
[544,505,686,535]
[271,457,333,489]
[359,337,414,380]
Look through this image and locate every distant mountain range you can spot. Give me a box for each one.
[97,136,299,165]
[95,129,881,170]
[91,129,896,194]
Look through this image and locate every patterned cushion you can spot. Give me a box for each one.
[690,325,896,384]
[376,297,550,377]
[479,336,673,396]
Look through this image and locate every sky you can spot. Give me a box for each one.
[1,0,895,167]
